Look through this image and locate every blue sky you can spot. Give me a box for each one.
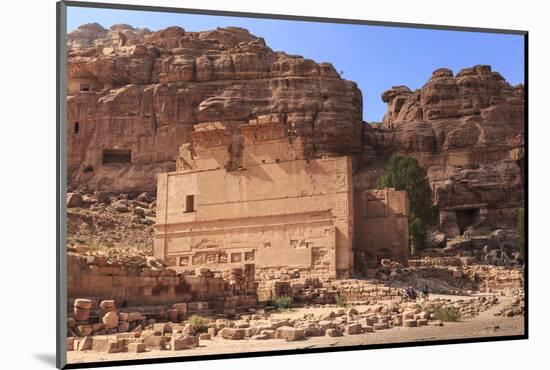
[67,6,525,122]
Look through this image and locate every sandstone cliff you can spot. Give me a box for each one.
[357,65,525,239]
[67,24,524,239]
[67,24,362,191]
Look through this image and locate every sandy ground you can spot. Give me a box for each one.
[67,294,524,364]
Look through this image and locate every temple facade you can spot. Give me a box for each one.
[154,115,408,278]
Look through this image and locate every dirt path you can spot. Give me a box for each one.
[67,295,524,364]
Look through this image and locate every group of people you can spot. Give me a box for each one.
[403,284,430,300]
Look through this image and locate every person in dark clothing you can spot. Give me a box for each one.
[422,284,429,299]
[405,285,417,300]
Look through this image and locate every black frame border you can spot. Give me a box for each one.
[56,1,528,369]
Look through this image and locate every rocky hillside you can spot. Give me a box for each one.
[357,65,524,240]
[67,24,524,241]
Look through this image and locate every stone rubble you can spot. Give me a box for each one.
[67,289,523,354]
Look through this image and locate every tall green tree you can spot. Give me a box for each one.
[378,156,439,250]
[517,207,525,258]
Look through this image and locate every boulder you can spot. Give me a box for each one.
[102,311,119,329]
[67,193,84,208]
[96,191,111,204]
[218,328,245,340]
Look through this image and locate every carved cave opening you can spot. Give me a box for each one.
[456,208,480,235]
[102,149,132,165]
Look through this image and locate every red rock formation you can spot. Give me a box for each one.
[359,65,525,237]
[67,25,362,191]
[67,24,524,237]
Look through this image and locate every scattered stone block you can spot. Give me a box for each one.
[128,342,146,353]
[91,338,123,353]
[144,335,168,350]
[373,322,389,330]
[404,319,417,327]
[326,328,343,337]
[77,336,93,351]
[67,318,76,329]
[100,300,116,312]
[76,325,93,337]
[153,323,172,335]
[362,325,374,333]
[219,328,245,340]
[73,299,92,309]
[304,326,322,337]
[96,191,111,204]
[167,309,179,322]
[102,311,119,329]
[198,333,211,340]
[67,193,84,208]
[345,323,362,335]
[171,334,199,350]
[118,321,130,333]
[127,312,142,322]
[260,329,275,339]
[275,326,305,342]
[67,337,74,351]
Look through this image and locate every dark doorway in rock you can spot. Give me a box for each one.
[456,208,479,234]
[73,121,79,135]
[102,149,131,165]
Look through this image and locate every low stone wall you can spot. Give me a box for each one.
[67,254,257,310]
[257,278,402,304]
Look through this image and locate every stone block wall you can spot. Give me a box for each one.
[67,254,257,309]
[354,189,409,267]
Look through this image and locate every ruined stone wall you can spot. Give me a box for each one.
[67,254,257,308]
[353,189,409,266]
[154,155,354,278]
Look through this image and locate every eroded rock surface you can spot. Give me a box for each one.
[358,65,524,237]
[67,25,362,192]
[67,24,524,239]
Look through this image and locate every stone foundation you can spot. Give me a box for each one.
[67,254,257,309]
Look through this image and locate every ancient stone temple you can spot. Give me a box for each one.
[154,114,408,277]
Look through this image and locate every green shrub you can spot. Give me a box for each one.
[335,292,348,307]
[188,315,208,333]
[272,296,293,310]
[433,307,461,322]
[410,218,428,252]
